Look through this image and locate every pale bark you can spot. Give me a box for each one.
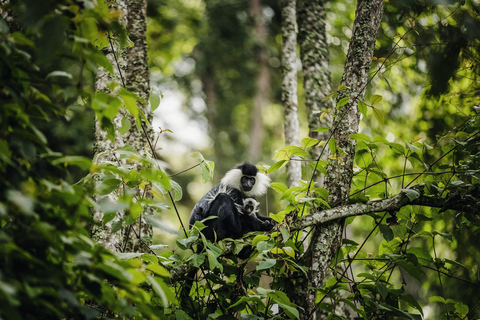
[298,0,334,185]
[292,1,385,317]
[248,0,269,161]
[92,0,152,253]
[281,0,302,188]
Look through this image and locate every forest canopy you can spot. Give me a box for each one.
[0,0,479,319]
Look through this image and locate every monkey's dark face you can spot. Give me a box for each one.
[241,175,256,192]
[244,202,254,214]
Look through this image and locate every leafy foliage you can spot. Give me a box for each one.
[1,0,480,319]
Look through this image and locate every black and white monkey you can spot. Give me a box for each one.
[189,162,275,241]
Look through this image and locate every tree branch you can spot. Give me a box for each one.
[292,184,478,230]
[168,184,478,281]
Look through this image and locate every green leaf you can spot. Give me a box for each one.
[433,232,453,242]
[118,117,131,135]
[379,224,394,241]
[397,259,423,281]
[111,220,123,233]
[429,296,446,304]
[407,247,432,263]
[252,234,269,247]
[149,88,162,112]
[207,249,221,271]
[336,97,350,108]
[314,127,329,132]
[189,254,205,267]
[377,281,388,299]
[358,100,368,117]
[370,94,383,105]
[402,188,420,201]
[372,107,384,124]
[400,294,424,316]
[46,70,72,80]
[201,160,215,183]
[322,91,336,101]
[444,258,467,269]
[277,302,300,319]
[257,258,276,271]
[97,178,122,195]
[328,137,336,154]
[170,180,183,201]
[267,160,288,173]
[176,236,197,250]
[301,137,319,149]
[51,156,92,170]
[406,141,420,152]
[342,239,359,246]
[147,276,172,307]
[350,133,372,143]
[454,302,469,318]
[174,310,193,320]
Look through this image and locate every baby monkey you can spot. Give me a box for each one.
[241,198,273,228]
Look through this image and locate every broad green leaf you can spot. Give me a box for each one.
[277,302,300,319]
[429,296,446,304]
[406,141,420,152]
[51,156,92,170]
[97,178,122,195]
[314,127,329,132]
[150,88,162,112]
[372,107,384,124]
[252,234,269,246]
[358,100,368,117]
[268,160,287,173]
[402,188,420,201]
[379,224,394,241]
[328,137,336,154]
[350,133,372,143]
[257,258,276,271]
[322,91,336,101]
[118,117,131,135]
[433,231,453,242]
[377,281,388,299]
[337,97,350,108]
[370,94,383,105]
[170,180,183,201]
[301,137,319,149]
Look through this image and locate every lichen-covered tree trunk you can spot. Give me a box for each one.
[297,0,334,185]
[281,0,301,188]
[92,0,152,253]
[248,0,269,161]
[289,0,385,317]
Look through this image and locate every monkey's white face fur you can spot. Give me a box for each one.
[220,168,271,197]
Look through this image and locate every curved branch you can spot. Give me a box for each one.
[292,185,478,230]
[169,184,478,281]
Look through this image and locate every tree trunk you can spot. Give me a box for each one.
[248,0,269,161]
[92,0,152,253]
[281,0,301,188]
[289,0,385,318]
[298,0,334,185]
